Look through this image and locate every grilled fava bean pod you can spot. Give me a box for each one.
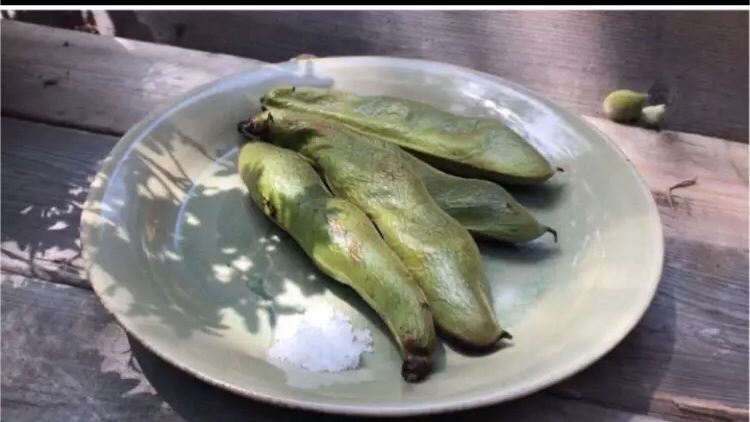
[310,122,557,243]
[237,141,437,382]
[260,86,557,185]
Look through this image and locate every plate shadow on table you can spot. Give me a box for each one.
[471,219,676,416]
[549,254,678,416]
[127,330,658,422]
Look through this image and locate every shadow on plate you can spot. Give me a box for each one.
[503,180,568,211]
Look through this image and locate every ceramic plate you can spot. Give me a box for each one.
[81,56,664,416]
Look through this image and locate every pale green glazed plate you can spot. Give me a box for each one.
[81,56,664,416]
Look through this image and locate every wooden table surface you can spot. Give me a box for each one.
[1,20,748,422]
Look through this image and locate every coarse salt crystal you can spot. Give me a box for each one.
[267,303,374,373]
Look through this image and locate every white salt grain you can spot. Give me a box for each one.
[268,303,373,373]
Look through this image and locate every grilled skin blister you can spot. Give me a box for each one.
[245,110,511,350]
[237,141,437,382]
[260,86,558,185]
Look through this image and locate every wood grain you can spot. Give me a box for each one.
[2,20,747,249]
[1,118,747,421]
[1,273,669,422]
[7,10,748,142]
[0,118,115,288]
[0,20,265,135]
[592,119,748,250]
[556,236,748,421]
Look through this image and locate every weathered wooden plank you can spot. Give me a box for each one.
[555,236,748,421]
[0,20,265,135]
[2,21,748,247]
[0,119,117,288]
[6,10,748,142]
[0,273,669,422]
[591,119,748,250]
[1,118,747,420]
[1,273,182,422]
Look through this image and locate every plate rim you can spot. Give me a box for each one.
[80,55,665,417]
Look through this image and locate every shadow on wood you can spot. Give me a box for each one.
[127,332,662,422]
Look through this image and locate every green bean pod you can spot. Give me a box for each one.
[260,86,556,185]
[237,141,437,382]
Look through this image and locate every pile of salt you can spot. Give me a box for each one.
[267,303,374,373]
